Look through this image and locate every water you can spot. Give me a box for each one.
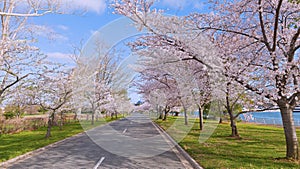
[239,111,300,126]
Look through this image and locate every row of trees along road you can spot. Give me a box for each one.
[0,1,133,138]
[0,0,73,138]
[112,0,300,160]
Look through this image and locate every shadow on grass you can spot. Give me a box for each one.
[156,118,300,169]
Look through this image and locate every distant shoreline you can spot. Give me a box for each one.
[253,109,300,113]
[240,111,300,126]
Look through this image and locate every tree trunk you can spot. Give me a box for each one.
[198,106,203,131]
[59,112,63,130]
[158,113,163,119]
[219,118,223,124]
[163,111,167,121]
[74,113,77,120]
[183,105,188,125]
[158,106,163,119]
[45,112,55,138]
[218,101,223,124]
[225,88,239,137]
[91,112,95,125]
[75,108,81,120]
[228,109,239,137]
[163,106,171,121]
[279,104,299,160]
[111,112,114,119]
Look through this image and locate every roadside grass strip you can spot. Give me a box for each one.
[156,116,300,169]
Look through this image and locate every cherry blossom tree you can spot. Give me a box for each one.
[187,66,212,131]
[137,76,180,120]
[0,0,80,103]
[112,0,300,160]
[188,0,300,159]
[108,89,133,118]
[28,69,72,138]
[133,48,190,122]
[221,81,252,137]
[72,38,132,124]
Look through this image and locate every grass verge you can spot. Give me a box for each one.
[0,117,121,162]
[156,116,300,169]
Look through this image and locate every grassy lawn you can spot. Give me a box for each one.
[0,117,120,162]
[156,117,300,169]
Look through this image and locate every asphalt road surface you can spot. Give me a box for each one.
[6,113,195,169]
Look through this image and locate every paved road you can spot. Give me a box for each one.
[6,113,194,169]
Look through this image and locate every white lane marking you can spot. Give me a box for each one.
[93,157,105,169]
[122,128,127,134]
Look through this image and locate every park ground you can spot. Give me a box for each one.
[156,117,300,169]
[0,115,300,168]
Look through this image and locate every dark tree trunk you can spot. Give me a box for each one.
[198,106,204,131]
[74,113,77,120]
[74,108,80,121]
[163,111,167,121]
[163,106,170,121]
[226,91,239,137]
[219,118,223,124]
[91,112,95,125]
[45,112,55,138]
[229,111,239,137]
[158,106,163,119]
[218,101,223,124]
[278,102,299,160]
[158,113,163,119]
[59,112,63,130]
[163,110,168,121]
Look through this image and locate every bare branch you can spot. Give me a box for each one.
[272,0,283,51]
[258,0,272,51]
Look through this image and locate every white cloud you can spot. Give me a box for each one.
[63,0,106,14]
[162,0,188,9]
[161,0,205,10]
[20,0,106,15]
[193,2,205,10]
[57,25,69,31]
[31,24,69,41]
[47,52,71,59]
[46,52,76,67]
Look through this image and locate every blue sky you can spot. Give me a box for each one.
[31,0,207,65]
[31,0,208,103]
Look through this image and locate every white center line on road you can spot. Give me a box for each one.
[93,157,105,169]
[122,128,127,134]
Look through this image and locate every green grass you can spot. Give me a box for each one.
[0,117,121,162]
[156,117,300,169]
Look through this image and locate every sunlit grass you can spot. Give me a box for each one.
[156,116,300,169]
[0,117,121,162]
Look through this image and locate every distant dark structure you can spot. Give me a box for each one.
[134,101,143,106]
[294,105,300,113]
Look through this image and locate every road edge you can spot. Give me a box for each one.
[0,131,85,169]
[0,118,124,169]
[152,122,203,169]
